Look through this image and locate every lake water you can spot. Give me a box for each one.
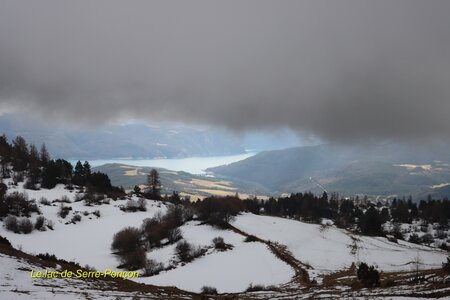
[71,152,256,174]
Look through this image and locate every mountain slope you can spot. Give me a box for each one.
[208,143,450,198]
[93,163,270,198]
[0,113,245,159]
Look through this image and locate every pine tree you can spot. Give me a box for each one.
[73,160,85,186]
[27,144,41,187]
[83,161,91,178]
[39,143,50,165]
[12,136,29,171]
[146,169,161,200]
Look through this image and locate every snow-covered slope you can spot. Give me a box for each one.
[0,182,167,271]
[1,181,448,296]
[0,182,294,293]
[137,221,294,293]
[232,213,448,278]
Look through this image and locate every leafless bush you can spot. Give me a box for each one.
[58,204,72,219]
[191,245,207,259]
[71,214,82,224]
[143,259,165,276]
[39,197,51,206]
[60,195,71,203]
[244,235,259,242]
[246,283,267,292]
[175,240,192,262]
[3,192,39,217]
[18,218,33,234]
[111,227,142,254]
[120,247,146,270]
[201,286,218,295]
[212,236,232,251]
[175,240,206,262]
[167,228,182,243]
[4,215,19,233]
[122,199,147,212]
[35,216,46,230]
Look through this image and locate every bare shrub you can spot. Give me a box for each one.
[95,193,105,202]
[39,197,51,206]
[246,283,266,292]
[71,214,82,224]
[18,218,33,234]
[201,286,218,295]
[212,236,232,251]
[244,235,259,242]
[175,240,192,262]
[24,179,38,190]
[141,217,167,247]
[4,215,19,233]
[420,233,434,245]
[143,259,165,276]
[60,195,71,203]
[120,248,146,270]
[357,262,380,287]
[165,205,185,226]
[111,227,141,254]
[191,245,207,259]
[3,192,39,217]
[58,204,72,219]
[167,228,182,243]
[92,210,101,218]
[35,216,46,230]
[195,196,244,228]
[123,198,147,212]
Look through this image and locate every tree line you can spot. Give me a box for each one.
[242,192,450,237]
[0,134,123,194]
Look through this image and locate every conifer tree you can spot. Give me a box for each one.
[39,143,50,165]
[146,169,161,200]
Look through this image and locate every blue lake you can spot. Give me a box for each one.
[71,152,256,175]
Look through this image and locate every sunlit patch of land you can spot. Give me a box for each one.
[190,178,236,191]
[394,164,432,171]
[431,182,450,189]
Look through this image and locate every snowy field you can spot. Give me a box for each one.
[0,182,294,293]
[1,181,448,294]
[232,213,448,277]
[136,221,294,293]
[0,182,167,271]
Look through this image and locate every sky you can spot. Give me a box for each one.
[1,1,450,142]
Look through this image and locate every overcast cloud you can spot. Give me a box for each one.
[1,0,450,141]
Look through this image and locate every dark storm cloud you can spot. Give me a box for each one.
[1,0,450,140]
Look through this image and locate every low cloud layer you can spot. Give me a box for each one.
[1,1,450,141]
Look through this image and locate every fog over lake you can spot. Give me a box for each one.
[71,152,257,175]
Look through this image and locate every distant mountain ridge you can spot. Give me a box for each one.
[208,142,450,199]
[0,114,245,159]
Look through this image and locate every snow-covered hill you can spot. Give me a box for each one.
[0,181,294,293]
[232,213,447,281]
[0,180,449,297]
